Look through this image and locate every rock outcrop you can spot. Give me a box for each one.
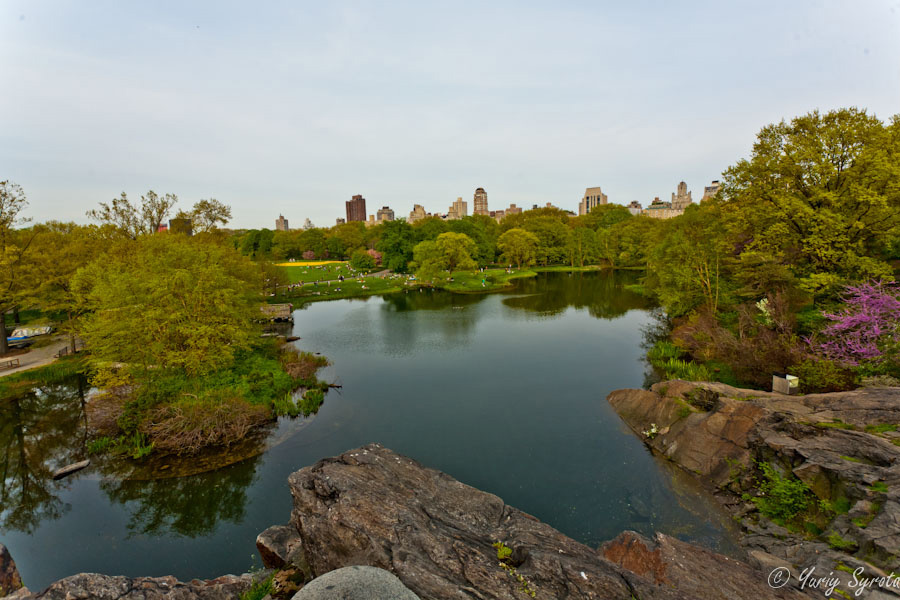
[608,381,900,595]
[9,573,254,600]
[6,443,824,599]
[287,443,811,600]
[0,544,23,598]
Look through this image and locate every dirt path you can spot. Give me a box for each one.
[0,337,72,378]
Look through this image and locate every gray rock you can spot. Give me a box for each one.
[0,544,23,598]
[256,524,302,569]
[293,567,420,600]
[609,381,900,593]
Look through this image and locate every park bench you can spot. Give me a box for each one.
[0,358,21,370]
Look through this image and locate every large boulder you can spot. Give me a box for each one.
[0,545,23,598]
[288,443,805,600]
[293,566,420,600]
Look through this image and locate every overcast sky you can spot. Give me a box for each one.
[2,1,899,229]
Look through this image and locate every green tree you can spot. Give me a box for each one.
[522,217,568,265]
[30,223,108,353]
[376,219,416,271]
[73,235,261,382]
[350,249,377,271]
[0,181,32,355]
[87,190,178,238]
[497,228,539,269]
[411,232,478,279]
[189,198,232,232]
[720,108,900,295]
[565,226,597,267]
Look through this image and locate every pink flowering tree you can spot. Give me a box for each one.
[302,250,315,260]
[815,280,900,373]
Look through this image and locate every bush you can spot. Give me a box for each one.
[791,359,858,393]
[350,250,376,271]
[140,392,271,455]
[749,461,817,523]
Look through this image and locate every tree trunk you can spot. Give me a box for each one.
[67,311,77,354]
[13,306,20,324]
[0,311,8,356]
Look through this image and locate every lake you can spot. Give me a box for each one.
[0,271,740,591]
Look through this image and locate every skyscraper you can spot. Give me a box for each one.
[578,187,608,216]
[671,181,693,210]
[473,187,488,215]
[275,214,289,231]
[346,194,366,222]
[376,206,395,222]
[447,197,467,220]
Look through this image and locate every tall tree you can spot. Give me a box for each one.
[720,108,900,295]
[497,228,539,269]
[87,190,178,238]
[411,232,478,279]
[73,235,261,382]
[190,198,232,232]
[0,181,32,355]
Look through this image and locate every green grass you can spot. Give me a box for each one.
[0,355,88,401]
[273,275,404,304]
[279,262,362,283]
[827,532,857,551]
[865,424,898,434]
[239,574,274,600]
[815,420,856,430]
[871,481,889,494]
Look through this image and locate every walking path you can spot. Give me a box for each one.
[0,336,72,378]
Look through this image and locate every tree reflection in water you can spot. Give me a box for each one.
[99,455,261,537]
[1,373,263,539]
[502,270,651,319]
[0,378,88,534]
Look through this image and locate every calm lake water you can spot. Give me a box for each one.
[0,271,740,591]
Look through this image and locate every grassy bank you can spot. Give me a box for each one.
[87,341,332,458]
[273,264,614,303]
[0,355,88,401]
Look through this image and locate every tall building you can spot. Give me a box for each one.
[302,218,314,230]
[473,188,488,215]
[671,181,693,211]
[275,214,289,231]
[376,206,395,222]
[642,197,681,219]
[505,203,522,216]
[346,194,366,222]
[627,200,643,215]
[578,187,608,216]
[335,217,346,225]
[701,180,721,202]
[408,204,429,224]
[447,197,467,220]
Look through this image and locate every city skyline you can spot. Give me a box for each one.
[2,2,898,228]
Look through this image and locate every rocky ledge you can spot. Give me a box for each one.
[3,444,814,599]
[609,380,900,597]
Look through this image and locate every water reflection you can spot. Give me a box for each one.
[99,456,261,537]
[502,270,650,319]
[0,380,88,533]
[0,376,262,540]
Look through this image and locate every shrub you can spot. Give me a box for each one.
[749,461,817,523]
[299,388,325,416]
[814,280,900,375]
[791,359,858,393]
[141,392,270,455]
[350,250,376,271]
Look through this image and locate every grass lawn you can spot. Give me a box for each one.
[272,272,408,304]
[278,262,362,283]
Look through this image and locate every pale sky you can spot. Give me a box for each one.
[2,1,899,229]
